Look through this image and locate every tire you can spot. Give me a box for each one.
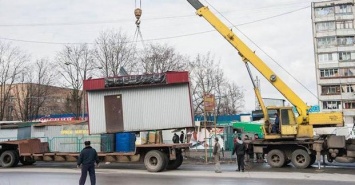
[144,150,168,172]
[291,149,311,169]
[20,156,36,165]
[267,149,285,168]
[0,150,19,168]
[308,154,316,167]
[166,154,183,170]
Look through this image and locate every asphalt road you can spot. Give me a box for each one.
[0,171,354,185]
[1,161,355,185]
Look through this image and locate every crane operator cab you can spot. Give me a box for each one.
[263,107,298,140]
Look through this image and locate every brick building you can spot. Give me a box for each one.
[3,83,80,121]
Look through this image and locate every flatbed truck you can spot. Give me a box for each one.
[0,138,190,172]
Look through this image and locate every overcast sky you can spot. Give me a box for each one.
[0,0,323,112]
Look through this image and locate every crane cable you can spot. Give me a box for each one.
[133,0,146,51]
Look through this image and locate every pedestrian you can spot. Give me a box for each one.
[244,135,252,162]
[180,131,185,143]
[77,141,100,185]
[213,137,222,173]
[172,133,179,143]
[232,136,246,172]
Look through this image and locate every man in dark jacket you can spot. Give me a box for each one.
[180,131,185,143]
[77,141,99,185]
[172,133,179,143]
[232,136,246,172]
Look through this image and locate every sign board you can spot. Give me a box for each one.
[204,94,215,112]
[292,105,320,114]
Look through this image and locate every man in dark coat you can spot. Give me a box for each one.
[77,141,99,185]
[180,131,185,143]
[172,133,179,143]
[232,136,246,172]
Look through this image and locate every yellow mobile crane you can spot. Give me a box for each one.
[187,0,355,169]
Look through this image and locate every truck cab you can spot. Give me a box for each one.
[263,107,298,140]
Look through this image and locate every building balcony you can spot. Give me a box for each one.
[336,29,355,36]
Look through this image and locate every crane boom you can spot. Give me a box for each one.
[187,0,310,123]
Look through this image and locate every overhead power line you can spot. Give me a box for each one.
[0,5,309,45]
[0,2,310,27]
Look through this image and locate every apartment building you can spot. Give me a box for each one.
[4,83,80,121]
[312,0,355,124]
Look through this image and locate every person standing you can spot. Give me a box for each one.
[180,131,185,143]
[232,136,246,172]
[77,141,99,185]
[212,137,222,173]
[172,133,179,143]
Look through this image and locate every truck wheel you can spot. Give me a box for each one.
[20,156,36,165]
[166,154,183,170]
[0,150,19,168]
[144,150,167,172]
[291,149,310,169]
[267,149,285,168]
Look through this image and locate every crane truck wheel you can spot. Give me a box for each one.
[0,150,19,168]
[20,156,36,165]
[166,154,183,170]
[291,149,311,169]
[144,150,168,172]
[266,149,286,168]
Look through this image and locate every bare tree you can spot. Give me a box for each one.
[12,59,56,121]
[0,41,29,121]
[57,44,96,119]
[94,29,137,77]
[189,53,244,116]
[138,43,188,74]
[218,82,245,115]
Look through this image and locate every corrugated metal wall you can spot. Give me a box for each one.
[0,129,18,141]
[31,125,101,152]
[18,127,31,140]
[88,84,194,134]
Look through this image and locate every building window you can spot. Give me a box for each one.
[316,21,335,32]
[320,68,338,78]
[336,20,353,29]
[315,7,334,17]
[339,68,355,77]
[343,101,355,109]
[318,53,334,62]
[322,101,341,110]
[321,85,341,95]
[339,52,351,61]
[341,84,355,93]
[336,4,352,14]
[317,37,336,48]
[337,36,354,46]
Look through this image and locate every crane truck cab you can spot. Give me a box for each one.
[263,107,298,140]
